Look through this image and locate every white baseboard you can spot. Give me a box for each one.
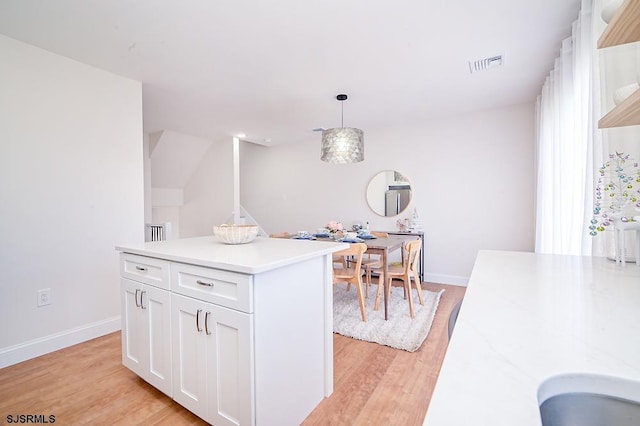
[425,273,469,287]
[0,316,121,369]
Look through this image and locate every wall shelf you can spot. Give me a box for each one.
[597,0,640,48]
[597,0,640,128]
[599,88,640,128]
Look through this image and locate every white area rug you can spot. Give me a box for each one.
[333,283,444,352]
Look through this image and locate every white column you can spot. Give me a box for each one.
[233,136,241,224]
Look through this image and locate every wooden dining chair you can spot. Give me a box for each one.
[379,239,424,318]
[332,253,348,270]
[333,243,368,322]
[361,231,388,298]
[269,232,292,238]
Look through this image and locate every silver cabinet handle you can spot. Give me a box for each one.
[196,309,202,332]
[205,311,212,335]
[140,290,146,309]
[196,280,214,287]
[135,266,147,272]
[135,289,140,308]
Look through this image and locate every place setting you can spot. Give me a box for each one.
[310,222,381,243]
[291,226,379,243]
[340,228,380,243]
[313,228,332,239]
[291,230,316,240]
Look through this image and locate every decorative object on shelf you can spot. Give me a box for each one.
[396,217,410,232]
[598,0,640,48]
[597,0,640,128]
[409,208,423,231]
[613,82,640,105]
[321,94,364,164]
[601,0,624,23]
[213,224,259,244]
[589,152,640,237]
[326,220,344,238]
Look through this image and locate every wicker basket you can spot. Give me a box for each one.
[213,224,259,244]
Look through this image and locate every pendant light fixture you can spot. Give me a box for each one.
[321,94,364,164]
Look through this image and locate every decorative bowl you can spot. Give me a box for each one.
[613,82,639,105]
[213,224,259,244]
[601,0,623,23]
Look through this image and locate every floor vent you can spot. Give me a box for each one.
[469,55,503,73]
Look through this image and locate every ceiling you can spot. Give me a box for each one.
[0,0,582,146]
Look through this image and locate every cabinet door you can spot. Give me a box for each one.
[172,294,254,426]
[121,279,173,396]
[171,294,208,421]
[206,304,253,426]
[141,284,172,396]
[121,278,147,375]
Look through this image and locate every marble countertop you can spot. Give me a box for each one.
[424,250,640,426]
[116,236,347,274]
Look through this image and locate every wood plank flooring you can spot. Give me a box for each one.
[0,282,464,425]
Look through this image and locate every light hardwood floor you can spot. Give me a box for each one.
[0,282,464,425]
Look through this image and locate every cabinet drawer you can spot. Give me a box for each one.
[171,262,253,313]
[121,253,171,290]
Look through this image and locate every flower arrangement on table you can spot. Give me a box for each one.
[589,152,640,236]
[326,221,344,238]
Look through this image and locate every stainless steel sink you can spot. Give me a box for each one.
[538,374,640,426]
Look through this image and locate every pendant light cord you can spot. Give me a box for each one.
[336,93,348,128]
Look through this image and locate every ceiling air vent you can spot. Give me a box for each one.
[469,55,503,73]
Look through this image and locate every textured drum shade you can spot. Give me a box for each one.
[321,94,364,164]
[321,127,364,164]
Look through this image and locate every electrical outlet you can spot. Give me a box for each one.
[38,288,51,307]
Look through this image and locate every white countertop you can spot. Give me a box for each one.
[116,236,347,274]
[424,250,640,426]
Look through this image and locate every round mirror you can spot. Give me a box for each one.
[366,170,412,217]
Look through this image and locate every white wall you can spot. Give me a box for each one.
[179,140,234,237]
[239,103,536,284]
[0,35,144,367]
[150,130,213,189]
[152,188,184,207]
[170,103,535,284]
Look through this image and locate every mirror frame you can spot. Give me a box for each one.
[366,170,412,217]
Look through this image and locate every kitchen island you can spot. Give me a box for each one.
[424,250,640,426]
[116,236,346,426]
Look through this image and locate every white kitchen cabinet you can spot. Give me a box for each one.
[171,293,252,426]
[120,277,172,396]
[117,236,346,425]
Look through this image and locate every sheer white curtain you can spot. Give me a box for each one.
[535,0,602,255]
